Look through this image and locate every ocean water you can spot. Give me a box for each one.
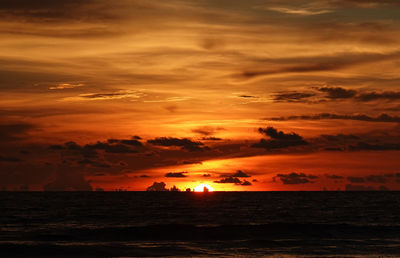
[1,191,400,257]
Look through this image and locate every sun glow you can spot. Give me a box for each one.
[194,184,214,192]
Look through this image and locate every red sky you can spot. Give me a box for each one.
[0,0,400,191]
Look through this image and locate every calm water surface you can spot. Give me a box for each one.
[0,192,399,257]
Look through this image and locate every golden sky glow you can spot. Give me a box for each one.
[0,0,400,191]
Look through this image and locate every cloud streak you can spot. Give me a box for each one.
[236,52,400,80]
[165,172,187,177]
[267,6,331,15]
[274,172,318,185]
[266,113,400,123]
[252,127,308,150]
[147,137,208,151]
[270,86,400,104]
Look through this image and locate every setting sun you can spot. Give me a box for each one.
[1,0,399,257]
[194,184,214,192]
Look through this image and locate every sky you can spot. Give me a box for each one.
[0,0,400,191]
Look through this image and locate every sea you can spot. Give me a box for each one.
[1,191,400,257]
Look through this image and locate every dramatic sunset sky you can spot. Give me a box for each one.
[1,0,399,191]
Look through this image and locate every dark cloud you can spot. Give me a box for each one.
[324,147,344,151]
[357,91,400,102]
[214,176,242,184]
[266,113,400,123]
[146,182,167,191]
[238,95,257,98]
[317,86,357,99]
[107,138,143,146]
[269,86,400,104]
[50,138,143,157]
[321,134,360,141]
[316,134,361,151]
[85,142,137,153]
[192,126,224,136]
[384,173,395,178]
[258,127,304,141]
[252,138,308,150]
[255,127,400,153]
[272,92,316,102]
[214,176,252,186]
[347,176,365,183]
[41,134,259,176]
[349,142,400,151]
[378,104,400,112]
[365,175,386,183]
[65,141,82,150]
[107,139,121,144]
[274,172,318,184]
[47,139,144,172]
[77,158,110,168]
[140,174,150,178]
[182,160,202,165]
[252,127,308,150]
[240,62,344,79]
[325,174,344,179]
[192,127,215,136]
[384,173,400,179]
[79,92,130,99]
[147,137,207,151]
[0,122,35,142]
[202,174,211,177]
[165,172,187,178]
[241,180,252,186]
[80,148,99,159]
[231,170,251,177]
[202,137,222,141]
[49,144,65,150]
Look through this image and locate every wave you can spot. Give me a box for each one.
[2,223,400,257]
[12,223,400,242]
